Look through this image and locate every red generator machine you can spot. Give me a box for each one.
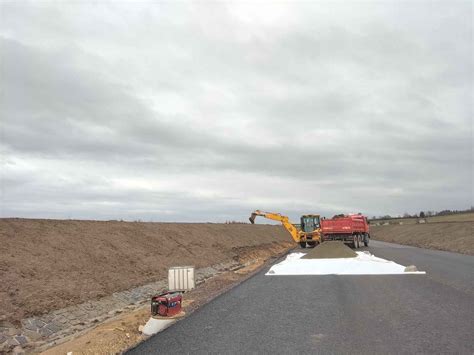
[321,214,370,249]
[151,292,183,317]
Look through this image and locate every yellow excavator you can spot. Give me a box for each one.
[249,210,322,248]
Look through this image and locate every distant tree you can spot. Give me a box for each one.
[438,210,452,216]
[419,211,425,218]
[403,213,410,218]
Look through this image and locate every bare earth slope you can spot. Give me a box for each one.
[0,219,290,325]
[371,222,473,255]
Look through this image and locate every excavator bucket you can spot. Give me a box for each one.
[249,212,257,224]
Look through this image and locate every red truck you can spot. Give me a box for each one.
[321,214,370,248]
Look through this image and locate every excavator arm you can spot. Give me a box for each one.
[249,210,302,243]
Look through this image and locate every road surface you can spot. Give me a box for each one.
[129,240,474,354]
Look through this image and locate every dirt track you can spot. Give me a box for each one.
[0,219,291,325]
[371,221,474,255]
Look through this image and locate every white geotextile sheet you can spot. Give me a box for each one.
[142,317,176,336]
[266,251,426,275]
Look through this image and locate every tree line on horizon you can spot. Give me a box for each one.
[371,207,474,221]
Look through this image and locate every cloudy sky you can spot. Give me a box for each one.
[0,1,472,222]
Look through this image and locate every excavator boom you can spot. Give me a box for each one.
[249,210,285,224]
[248,210,301,243]
[249,210,322,247]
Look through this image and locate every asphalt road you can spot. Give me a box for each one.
[129,240,474,354]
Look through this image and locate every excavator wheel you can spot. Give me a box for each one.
[299,242,307,248]
[307,241,317,248]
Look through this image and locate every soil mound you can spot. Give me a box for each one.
[371,221,474,255]
[302,241,356,259]
[0,218,291,324]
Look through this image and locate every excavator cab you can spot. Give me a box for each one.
[300,214,320,233]
[300,214,321,248]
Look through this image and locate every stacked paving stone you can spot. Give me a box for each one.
[0,260,240,353]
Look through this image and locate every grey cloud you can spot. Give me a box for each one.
[1,38,221,165]
[0,1,472,220]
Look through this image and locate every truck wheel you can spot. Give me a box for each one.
[356,235,360,249]
[352,237,357,249]
[299,242,307,248]
[364,234,369,247]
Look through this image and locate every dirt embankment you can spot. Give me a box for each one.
[0,219,291,325]
[371,221,473,255]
